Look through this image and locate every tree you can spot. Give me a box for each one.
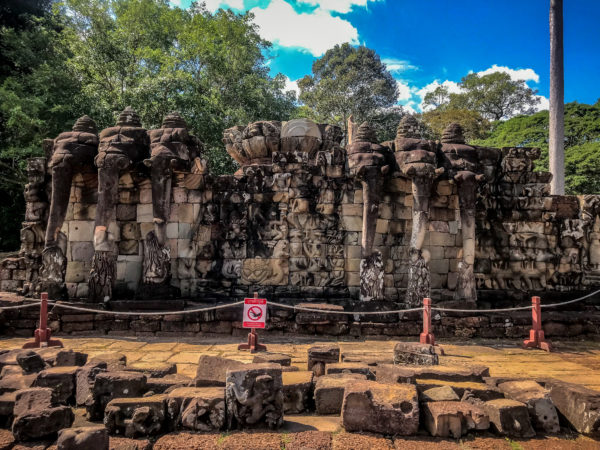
[422,108,490,141]
[549,0,565,194]
[422,85,450,111]
[297,43,398,139]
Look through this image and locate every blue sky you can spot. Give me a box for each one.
[172,0,600,113]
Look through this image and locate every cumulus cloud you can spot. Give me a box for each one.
[201,0,244,12]
[284,76,299,94]
[396,80,414,102]
[534,95,550,112]
[476,64,540,83]
[382,58,418,74]
[296,0,383,14]
[250,0,359,56]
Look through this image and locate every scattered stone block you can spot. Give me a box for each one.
[57,426,108,450]
[14,388,57,417]
[0,374,37,394]
[546,379,600,434]
[0,365,22,378]
[482,398,535,438]
[88,353,127,372]
[315,373,367,415]
[417,379,503,402]
[282,371,313,414]
[104,395,167,438]
[498,380,559,434]
[34,366,78,404]
[308,345,340,377]
[375,364,416,384]
[166,387,225,431]
[12,406,74,441]
[194,355,245,387]
[124,362,177,378]
[16,351,46,374]
[341,380,419,435]
[146,374,192,395]
[252,353,292,367]
[420,386,460,402]
[76,362,107,407]
[393,342,439,366]
[0,392,16,427]
[325,363,375,380]
[412,364,489,382]
[225,363,283,429]
[0,428,14,449]
[341,351,393,366]
[87,371,147,420]
[421,401,489,438]
[55,350,88,367]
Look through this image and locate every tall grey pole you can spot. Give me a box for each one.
[549,0,564,195]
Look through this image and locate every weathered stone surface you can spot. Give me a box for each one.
[295,303,346,325]
[146,374,192,395]
[14,388,56,417]
[12,406,74,441]
[194,355,245,387]
[124,362,177,379]
[282,371,313,414]
[55,350,88,367]
[87,371,147,420]
[375,364,416,384]
[166,387,225,431]
[421,401,489,438]
[546,379,600,434]
[482,399,535,438]
[393,342,439,366]
[498,380,559,434]
[325,363,375,380]
[252,353,292,367]
[16,351,46,374]
[420,386,460,402]
[417,379,503,401]
[225,363,283,429]
[76,362,107,407]
[88,353,127,372]
[0,392,16,427]
[104,395,167,438]
[315,373,367,415]
[341,380,419,435]
[0,374,36,394]
[34,366,78,404]
[57,426,108,450]
[308,345,340,377]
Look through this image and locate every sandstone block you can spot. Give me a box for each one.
[375,364,416,384]
[166,387,225,431]
[325,363,375,380]
[104,395,167,438]
[411,364,489,382]
[124,362,177,379]
[417,380,503,401]
[420,386,459,402]
[483,398,535,438]
[0,374,37,394]
[308,345,340,377]
[282,371,313,414]
[14,388,57,417]
[342,380,419,435]
[57,426,109,450]
[12,406,74,441]
[225,363,283,429]
[0,392,16,427]
[16,351,46,374]
[87,371,147,420]
[88,353,127,371]
[546,379,600,434]
[56,350,88,367]
[76,362,107,407]
[194,355,245,387]
[252,353,292,367]
[146,374,192,395]
[314,373,367,415]
[34,366,78,404]
[498,380,559,434]
[422,401,489,438]
[296,303,347,325]
[69,220,94,241]
[393,342,439,366]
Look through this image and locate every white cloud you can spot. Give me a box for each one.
[201,0,244,12]
[534,95,550,112]
[396,80,413,102]
[476,64,540,84]
[295,0,382,14]
[415,79,463,111]
[250,0,359,56]
[284,76,299,94]
[382,58,418,74]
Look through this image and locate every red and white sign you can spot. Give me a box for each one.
[242,297,267,328]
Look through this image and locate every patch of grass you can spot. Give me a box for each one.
[280,431,292,450]
[505,437,524,450]
[217,432,230,446]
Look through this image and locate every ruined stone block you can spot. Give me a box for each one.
[87,371,147,420]
[194,355,246,387]
[14,387,57,417]
[76,362,107,407]
[546,379,600,434]
[342,380,419,435]
[282,371,313,414]
[482,398,535,438]
[12,406,74,442]
[146,374,192,395]
[225,363,283,429]
[375,364,416,384]
[420,386,460,402]
[498,380,559,434]
[0,374,37,394]
[104,395,167,438]
[417,380,503,401]
[393,342,439,366]
[307,345,340,377]
[16,351,46,374]
[124,362,177,379]
[314,373,366,415]
[325,363,375,380]
[0,392,16,427]
[57,426,109,450]
[252,353,292,366]
[422,401,489,438]
[34,366,78,404]
[55,350,88,367]
[166,387,225,431]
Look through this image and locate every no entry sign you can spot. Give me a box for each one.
[243,297,267,328]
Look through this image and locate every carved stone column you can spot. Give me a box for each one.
[37,116,98,299]
[394,116,443,307]
[347,122,391,301]
[89,107,148,302]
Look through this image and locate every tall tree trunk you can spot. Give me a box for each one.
[549,0,565,195]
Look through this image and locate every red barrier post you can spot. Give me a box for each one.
[523,296,552,352]
[419,297,435,345]
[238,292,267,353]
[22,292,63,349]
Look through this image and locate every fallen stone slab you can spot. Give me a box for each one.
[307,345,340,377]
[393,342,438,366]
[146,374,192,395]
[545,379,600,434]
[225,363,284,429]
[88,353,127,372]
[104,395,167,438]
[282,370,313,414]
[0,351,18,372]
[87,371,147,421]
[12,406,74,441]
[342,380,419,435]
[55,350,88,367]
[14,388,57,417]
[34,366,78,404]
[315,373,367,415]
[498,380,560,434]
[375,364,416,384]
[340,351,393,366]
[0,374,37,394]
[166,387,225,431]
[252,353,292,366]
[417,379,503,402]
[76,362,107,407]
[0,428,15,450]
[194,355,245,387]
[0,392,16,427]
[482,398,535,438]
[57,426,108,450]
[124,362,177,379]
[420,386,460,402]
[412,365,490,382]
[16,351,46,374]
[325,363,375,380]
[0,365,22,378]
[421,401,489,438]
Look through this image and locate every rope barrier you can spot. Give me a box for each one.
[268,301,424,315]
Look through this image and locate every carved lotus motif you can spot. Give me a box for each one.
[280,118,322,158]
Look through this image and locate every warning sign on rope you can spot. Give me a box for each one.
[243,297,267,328]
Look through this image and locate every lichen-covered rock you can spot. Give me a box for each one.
[315,373,366,415]
[342,380,419,435]
[87,371,147,420]
[498,380,559,434]
[166,387,225,431]
[225,363,283,429]
[194,355,245,387]
[393,342,439,366]
[421,401,489,438]
[104,395,167,438]
[57,426,108,450]
[34,366,78,404]
[307,345,340,377]
[282,371,313,414]
[12,406,74,441]
[482,398,535,438]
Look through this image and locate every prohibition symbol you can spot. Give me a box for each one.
[247,306,263,321]
[242,297,267,329]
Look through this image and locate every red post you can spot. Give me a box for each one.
[523,296,552,352]
[419,297,435,345]
[22,292,63,349]
[238,292,267,353]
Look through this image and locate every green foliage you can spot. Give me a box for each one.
[297,43,398,137]
[422,108,490,141]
